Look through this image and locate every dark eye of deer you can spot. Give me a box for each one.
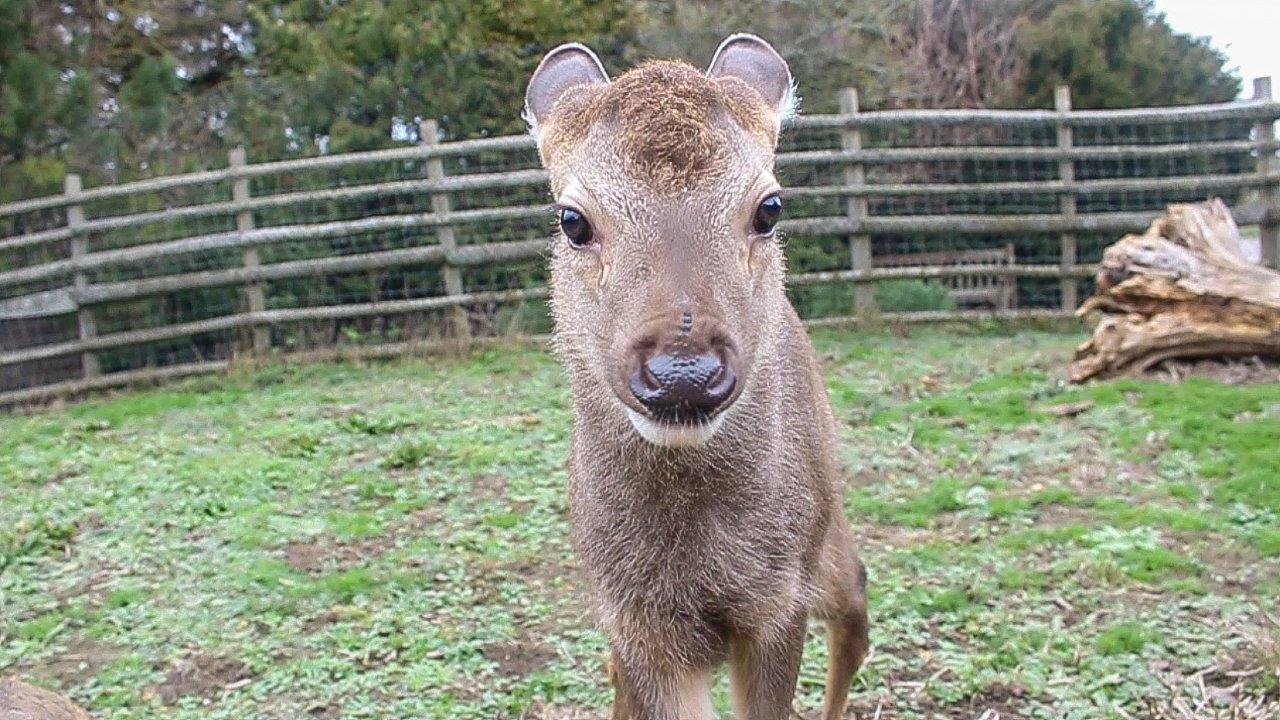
[754,194,782,235]
[559,207,593,248]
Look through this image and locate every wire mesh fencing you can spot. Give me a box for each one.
[1,84,1277,404]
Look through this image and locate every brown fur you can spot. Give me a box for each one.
[539,61,776,194]
[535,53,868,720]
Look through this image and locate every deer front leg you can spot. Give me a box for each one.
[610,650,714,720]
[728,613,807,720]
[816,523,870,720]
[608,651,632,720]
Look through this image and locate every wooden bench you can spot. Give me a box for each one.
[874,244,1017,309]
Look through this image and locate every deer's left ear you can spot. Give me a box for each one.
[707,34,797,124]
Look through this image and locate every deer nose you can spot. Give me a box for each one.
[628,348,737,421]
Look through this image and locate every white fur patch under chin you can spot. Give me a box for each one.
[626,409,726,448]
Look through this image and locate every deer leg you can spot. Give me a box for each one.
[728,612,807,720]
[608,651,632,720]
[816,534,870,720]
[820,604,868,720]
[609,652,713,720]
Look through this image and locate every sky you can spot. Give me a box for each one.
[1153,0,1280,98]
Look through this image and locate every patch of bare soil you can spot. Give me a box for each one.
[304,703,340,719]
[858,522,938,552]
[481,640,558,676]
[517,675,1041,720]
[491,556,581,593]
[152,653,252,705]
[280,472,513,574]
[300,608,346,633]
[1006,424,1163,502]
[40,466,84,490]
[470,556,593,634]
[282,541,327,573]
[841,676,1036,719]
[920,680,1032,718]
[1033,503,1096,530]
[50,570,111,605]
[280,526,414,575]
[1147,356,1280,385]
[21,638,121,688]
[259,699,341,719]
[1176,531,1271,592]
[509,702,600,719]
[470,472,510,499]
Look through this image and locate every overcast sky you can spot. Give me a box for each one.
[1153,0,1280,98]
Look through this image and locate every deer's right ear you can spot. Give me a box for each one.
[524,43,610,139]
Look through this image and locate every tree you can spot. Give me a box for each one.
[634,0,904,113]
[890,0,1045,108]
[237,0,639,155]
[0,0,639,198]
[0,0,1246,203]
[1016,0,1239,109]
[0,0,94,197]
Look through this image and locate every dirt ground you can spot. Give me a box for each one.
[3,327,1277,719]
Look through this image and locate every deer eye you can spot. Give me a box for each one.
[754,194,782,235]
[559,207,593,248]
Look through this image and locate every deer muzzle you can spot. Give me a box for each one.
[628,347,737,423]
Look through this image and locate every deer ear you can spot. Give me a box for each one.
[707,34,797,123]
[524,43,610,136]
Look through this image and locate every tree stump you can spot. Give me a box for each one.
[0,677,92,720]
[1069,199,1280,382]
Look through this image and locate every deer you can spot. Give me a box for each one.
[524,34,869,720]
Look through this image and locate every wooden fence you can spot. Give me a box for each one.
[1,80,1278,406]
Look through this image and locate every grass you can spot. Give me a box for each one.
[2,326,1278,719]
[1096,622,1160,656]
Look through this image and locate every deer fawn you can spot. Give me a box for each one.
[525,35,869,720]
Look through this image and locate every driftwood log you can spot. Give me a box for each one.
[1069,199,1280,381]
[0,678,91,720]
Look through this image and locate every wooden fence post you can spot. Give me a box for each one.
[66,173,99,377]
[421,119,471,343]
[1255,77,1278,268]
[841,88,874,313]
[1055,85,1078,310]
[229,146,269,354]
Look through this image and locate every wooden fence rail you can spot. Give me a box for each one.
[2,82,1278,406]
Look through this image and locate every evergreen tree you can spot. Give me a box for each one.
[1017,0,1240,109]
[0,0,1246,202]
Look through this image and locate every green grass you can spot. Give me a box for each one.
[2,327,1277,719]
[1096,622,1161,656]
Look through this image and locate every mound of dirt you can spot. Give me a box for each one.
[153,654,252,705]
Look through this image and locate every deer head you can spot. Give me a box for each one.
[526,35,796,448]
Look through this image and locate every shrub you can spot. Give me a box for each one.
[874,279,956,312]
